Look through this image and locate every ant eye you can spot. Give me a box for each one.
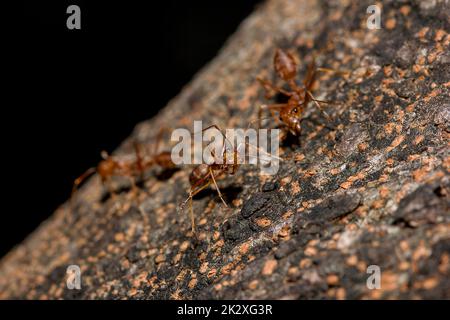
[292,108,298,113]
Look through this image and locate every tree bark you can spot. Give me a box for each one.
[1,0,449,299]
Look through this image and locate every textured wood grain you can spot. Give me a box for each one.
[1,0,449,299]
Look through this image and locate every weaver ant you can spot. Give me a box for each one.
[179,125,278,234]
[257,48,345,136]
[71,129,176,206]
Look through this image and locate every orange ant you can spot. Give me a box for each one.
[257,48,345,136]
[71,129,176,207]
[179,125,278,234]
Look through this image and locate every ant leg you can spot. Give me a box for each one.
[306,90,332,121]
[309,97,343,113]
[304,57,317,90]
[268,105,284,127]
[209,167,228,208]
[316,67,350,76]
[258,104,264,129]
[104,177,118,202]
[257,77,292,98]
[310,98,334,104]
[72,167,96,198]
[129,177,141,203]
[182,182,211,234]
[152,127,170,155]
[200,124,237,153]
[189,196,195,234]
[133,141,145,178]
[301,116,336,131]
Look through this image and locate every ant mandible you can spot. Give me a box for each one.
[257,48,343,136]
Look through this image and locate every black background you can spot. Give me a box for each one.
[5,0,262,258]
[1,300,440,318]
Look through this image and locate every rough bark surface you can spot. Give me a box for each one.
[1,0,449,299]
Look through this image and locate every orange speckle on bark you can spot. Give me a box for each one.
[281,176,292,185]
[213,231,221,241]
[399,240,410,252]
[424,89,440,102]
[386,135,405,152]
[114,233,125,242]
[346,255,358,266]
[406,104,415,112]
[358,142,368,151]
[180,241,190,252]
[282,210,294,220]
[434,29,447,42]
[336,288,346,300]
[400,5,411,16]
[155,254,166,264]
[340,181,352,189]
[379,186,390,198]
[299,258,312,269]
[304,246,318,257]
[381,271,399,291]
[188,278,197,290]
[207,268,217,279]
[221,263,234,275]
[291,181,301,195]
[413,167,429,182]
[295,153,305,161]
[412,64,422,73]
[330,168,340,175]
[239,242,250,255]
[327,274,340,286]
[255,217,272,228]
[173,253,182,264]
[422,277,438,290]
[414,135,424,145]
[416,27,429,38]
[278,226,290,240]
[261,259,278,276]
[371,199,385,209]
[385,18,396,30]
[412,242,430,261]
[248,280,258,290]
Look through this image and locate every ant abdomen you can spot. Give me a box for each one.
[274,48,297,81]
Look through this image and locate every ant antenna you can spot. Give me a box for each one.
[71,167,97,209]
[306,90,332,121]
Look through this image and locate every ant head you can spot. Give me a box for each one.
[280,109,302,136]
[97,157,118,178]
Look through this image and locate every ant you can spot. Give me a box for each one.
[257,48,345,137]
[179,125,278,234]
[71,129,176,207]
